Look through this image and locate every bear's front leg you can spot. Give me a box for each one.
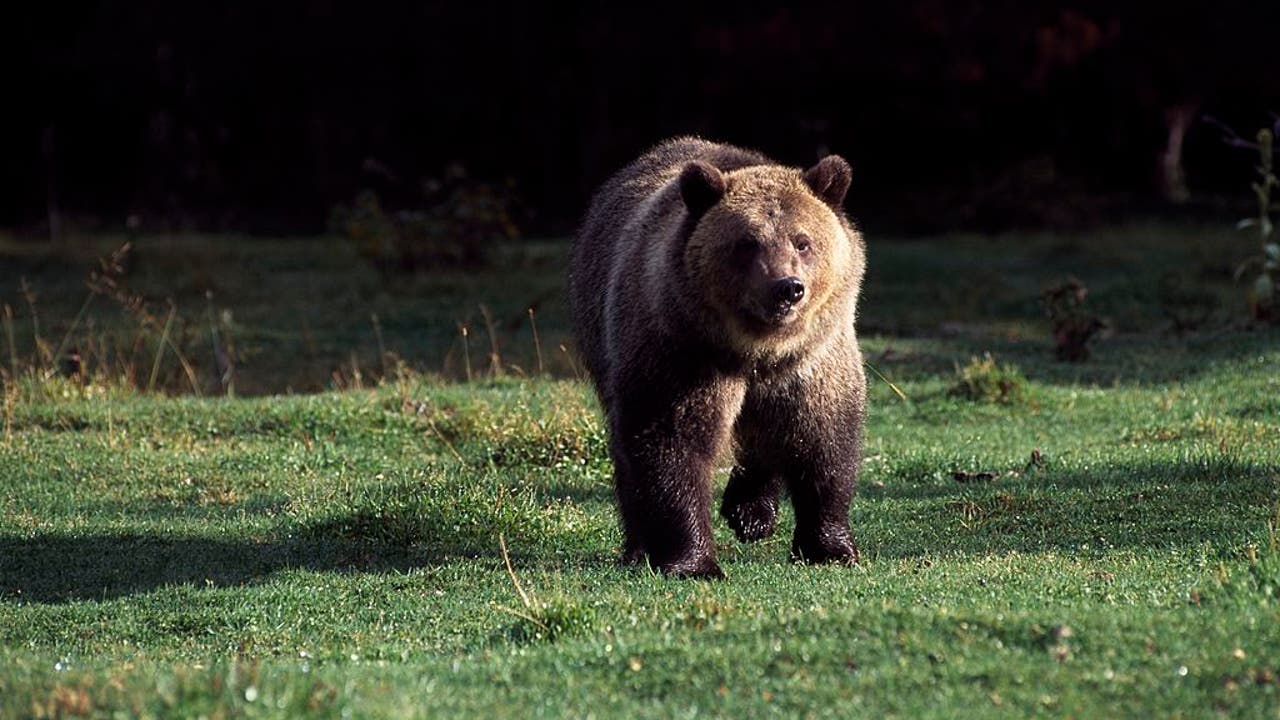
[746,356,865,566]
[786,402,862,565]
[789,467,860,565]
[608,370,745,578]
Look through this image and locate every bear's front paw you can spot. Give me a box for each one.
[720,494,778,543]
[791,531,860,566]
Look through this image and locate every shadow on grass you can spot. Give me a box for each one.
[535,479,616,506]
[0,515,606,604]
[865,329,1276,388]
[4,457,1274,603]
[859,456,1279,559]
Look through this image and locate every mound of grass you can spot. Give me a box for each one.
[948,353,1029,405]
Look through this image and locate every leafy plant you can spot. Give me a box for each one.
[949,353,1027,404]
[1041,277,1106,361]
[2,244,205,396]
[1232,128,1280,321]
[1208,116,1280,322]
[329,166,523,275]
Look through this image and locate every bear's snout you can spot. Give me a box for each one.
[771,277,806,312]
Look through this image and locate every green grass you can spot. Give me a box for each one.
[0,220,1265,393]
[2,224,1280,717]
[0,233,574,393]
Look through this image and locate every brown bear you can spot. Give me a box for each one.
[569,137,867,578]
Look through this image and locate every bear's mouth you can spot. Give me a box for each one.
[740,302,800,332]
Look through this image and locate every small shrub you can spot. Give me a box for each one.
[505,596,599,644]
[1158,271,1219,334]
[949,353,1028,405]
[329,166,523,275]
[1042,277,1106,361]
[1230,127,1279,322]
[4,244,206,396]
[417,394,610,480]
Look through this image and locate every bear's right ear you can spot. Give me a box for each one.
[679,161,726,217]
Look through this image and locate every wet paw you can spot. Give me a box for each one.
[791,531,860,565]
[658,554,726,579]
[720,494,779,543]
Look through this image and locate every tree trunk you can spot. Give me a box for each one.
[1159,103,1198,204]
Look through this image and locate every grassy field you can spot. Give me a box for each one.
[2,225,1279,717]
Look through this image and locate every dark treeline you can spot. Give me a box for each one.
[8,1,1279,235]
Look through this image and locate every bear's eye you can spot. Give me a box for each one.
[793,235,812,254]
[733,237,759,259]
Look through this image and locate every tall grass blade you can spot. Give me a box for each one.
[528,307,544,376]
[460,324,472,382]
[20,278,47,370]
[47,293,95,379]
[147,302,178,393]
[559,344,583,382]
[372,312,388,378]
[865,360,909,403]
[479,304,501,377]
[3,304,17,381]
[498,534,533,611]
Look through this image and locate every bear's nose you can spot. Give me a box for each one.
[772,277,806,306]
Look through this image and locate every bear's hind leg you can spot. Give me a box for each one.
[612,461,648,565]
[720,463,781,543]
[623,451,724,578]
[609,372,744,579]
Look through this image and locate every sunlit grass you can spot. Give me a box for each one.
[2,226,1279,717]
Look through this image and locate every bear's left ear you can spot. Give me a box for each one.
[679,161,727,217]
[804,155,852,208]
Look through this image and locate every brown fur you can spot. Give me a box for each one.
[569,137,867,577]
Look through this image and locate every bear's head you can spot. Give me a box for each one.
[679,155,863,354]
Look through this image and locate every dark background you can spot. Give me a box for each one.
[7,1,1280,237]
